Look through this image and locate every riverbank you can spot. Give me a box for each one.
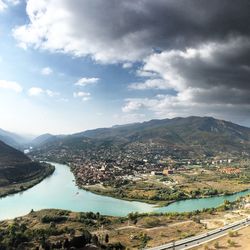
[68,162,250,206]
[83,184,250,208]
[82,185,172,206]
[76,179,250,207]
[0,162,55,198]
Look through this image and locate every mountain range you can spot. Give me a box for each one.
[30,116,250,157]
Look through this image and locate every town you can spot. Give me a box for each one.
[30,141,250,204]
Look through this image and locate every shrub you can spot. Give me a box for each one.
[142,217,160,228]
[214,242,220,249]
[227,239,237,247]
[41,215,67,223]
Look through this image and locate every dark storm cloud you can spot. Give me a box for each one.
[13,0,250,62]
[66,0,250,49]
[167,37,250,90]
[139,36,250,107]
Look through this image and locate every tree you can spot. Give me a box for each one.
[92,234,99,245]
[128,212,139,224]
[105,234,109,243]
[63,238,70,249]
[139,233,150,248]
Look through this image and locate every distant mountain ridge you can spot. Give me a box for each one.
[31,133,56,146]
[0,128,29,149]
[32,116,250,157]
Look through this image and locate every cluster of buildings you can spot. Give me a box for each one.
[31,141,185,186]
[218,167,241,175]
[30,140,244,187]
[70,155,166,186]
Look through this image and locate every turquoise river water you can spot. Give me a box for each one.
[0,163,249,220]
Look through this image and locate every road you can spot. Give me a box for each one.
[145,218,250,250]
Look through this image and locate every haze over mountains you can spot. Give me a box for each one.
[0,128,29,149]
[31,133,57,147]
[28,116,250,158]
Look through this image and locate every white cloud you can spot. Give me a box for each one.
[0,0,20,11]
[73,91,90,98]
[113,113,146,124]
[73,91,91,101]
[136,69,158,78]
[28,87,44,96]
[122,62,133,69]
[123,90,194,114]
[75,77,99,87]
[124,38,250,121]
[28,87,59,97]
[82,97,91,101]
[41,67,53,75]
[129,78,170,90]
[58,98,69,102]
[0,80,22,92]
[46,89,59,97]
[0,0,7,11]
[122,99,145,113]
[122,95,192,118]
[7,0,20,5]
[11,0,155,63]
[122,87,250,124]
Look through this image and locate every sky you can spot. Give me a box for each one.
[0,0,250,135]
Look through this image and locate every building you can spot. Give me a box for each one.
[163,169,174,175]
[151,171,163,176]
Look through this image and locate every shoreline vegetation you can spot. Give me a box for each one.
[82,185,173,206]
[0,162,55,198]
[82,185,250,207]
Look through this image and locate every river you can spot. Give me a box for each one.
[0,163,249,220]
